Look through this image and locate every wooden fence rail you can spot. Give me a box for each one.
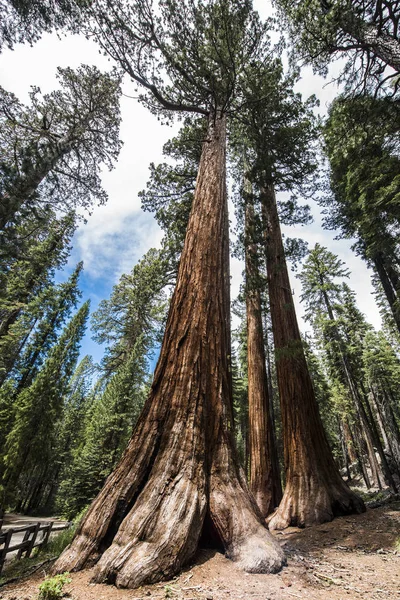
[0,521,69,575]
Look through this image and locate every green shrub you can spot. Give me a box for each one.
[38,572,71,600]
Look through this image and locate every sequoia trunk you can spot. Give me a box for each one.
[245,197,282,517]
[260,183,365,529]
[55,115,284,588]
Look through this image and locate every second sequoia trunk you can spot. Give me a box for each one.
[55,114,284,588]
[245,196,282,517]
[260,183,365,529]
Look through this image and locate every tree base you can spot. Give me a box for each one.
[267,477,365,530]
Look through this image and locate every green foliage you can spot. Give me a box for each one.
[57,247,169,517]
[37,572,71,600]
[323,95,400,331]
[0,0,82,50]
[0,64,122,232]
[273,0,400,94]
[78,0,270,118]
[1,301,90,508]
[140,117,206,270]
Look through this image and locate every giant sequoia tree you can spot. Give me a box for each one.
[244,187,282,517]
[55,0,284,587]
[238,61,365,528]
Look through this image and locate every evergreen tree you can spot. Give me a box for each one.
[323,95,400,332]
[273,0,400,94]
[0,64,121,232]
[0,213,75,342]
[0,263,83,468]
[57,248,170,518]
[233,59,364,529]
[1,301,89,509]
[56,0,285,584]
[362,330,400,473]
[299,245,397,491]
[57,351,149,519]
[0,0,81,49]
[8,262,83,391]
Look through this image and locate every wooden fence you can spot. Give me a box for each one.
[0,521,69,575]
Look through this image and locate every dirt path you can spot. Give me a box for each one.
[1,503,399,600]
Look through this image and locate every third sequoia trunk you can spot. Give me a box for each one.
[55,114,284,588]
[260,182,365,529]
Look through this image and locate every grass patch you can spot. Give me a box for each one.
[38,572,71,600]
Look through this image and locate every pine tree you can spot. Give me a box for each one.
[273,0,400,94]
[1,301,89,509]
[322,95,400,332]
[0,213,75,342]
[0,65,121,232]
[299,245,397,492]
[0,0,81,49]
[362,330,400,474]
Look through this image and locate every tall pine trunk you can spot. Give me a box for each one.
[260,182,364,529]
[373,254,400,334]
[245,196,282,517]
[318,281,392,490]
[55,114,284,588]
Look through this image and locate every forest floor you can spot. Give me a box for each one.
[1,499,399,600]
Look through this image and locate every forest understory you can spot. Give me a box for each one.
[2,496,399,600]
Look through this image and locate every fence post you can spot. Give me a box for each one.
[0,529,13,575]
[25,523,40,558]
[42,522,53,547]
[17,527,32,560]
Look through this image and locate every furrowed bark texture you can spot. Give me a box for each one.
[245,199,282,517]
[260,183,365,530]
[342,19,400,73]
[55,116,284,588]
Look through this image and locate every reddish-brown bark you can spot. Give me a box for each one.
[245,198,282,517]
[54,115,284,588]
[260,183,365,530]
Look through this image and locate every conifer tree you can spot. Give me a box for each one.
[0,213,75,343]
[0,65,121,231]
[323,95,400,332]
[0,0,81,49]
[273,0,400,94]
[1,301,89,509]
[56,0,285,585]
[299,245,397,491]
[244,185,282,517]
[9,262,83,392]
[235,60,364,529]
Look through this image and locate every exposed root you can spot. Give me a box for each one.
[267,478,365,530]
[209,435,285,573]
[92,477,206,588]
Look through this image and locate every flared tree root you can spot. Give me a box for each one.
[267,474,365,530]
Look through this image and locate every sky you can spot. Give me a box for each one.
[0,0,383,366]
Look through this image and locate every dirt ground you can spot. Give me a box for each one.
[1,501,399,600]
